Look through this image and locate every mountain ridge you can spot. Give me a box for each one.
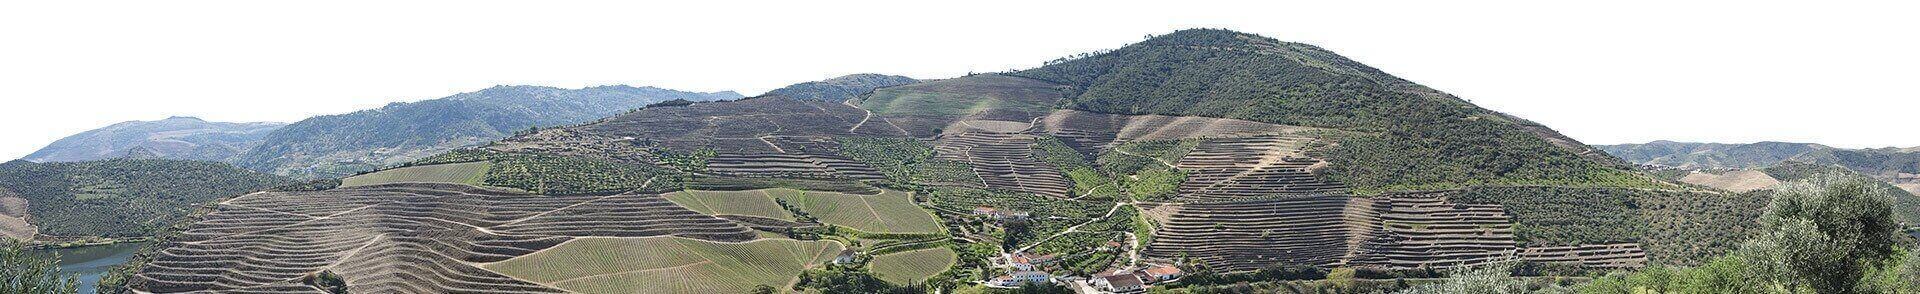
[22,116,286,163]
[231,84,742,178]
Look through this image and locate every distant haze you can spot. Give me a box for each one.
[3,1,1915,160]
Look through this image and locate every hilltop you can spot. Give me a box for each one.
[231,85,741,178]
[763,73,918,102]
[21,116,285,163]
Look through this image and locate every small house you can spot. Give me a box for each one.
[1094,273,1145,293]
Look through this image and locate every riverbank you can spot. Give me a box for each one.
[32,236,153,249]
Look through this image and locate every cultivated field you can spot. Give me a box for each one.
[934,128,1073,198]
[0,193,32,240]
[766,188,943,234]
[483,237,843,293]
[857,74,1064,137]
[339,161,491,187]
[1677,169,1780,192]
[667,188,942,234]
[869,247,958,285]
[1146,192,1646,271]
[664,190,797,221]
[130,183,757,293]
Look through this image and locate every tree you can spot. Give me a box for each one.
[1742,172,1900,294]
[1,241,79,294]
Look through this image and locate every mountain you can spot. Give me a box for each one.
[762,73,918,102]
[21,117,285,163]
[231,85,742,178]
[0,159,292,240]
[1013,28,1641,193]
[121,29,1760,293]
[1600,140,1920,200]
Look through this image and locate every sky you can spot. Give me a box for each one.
[2,1,1916,160]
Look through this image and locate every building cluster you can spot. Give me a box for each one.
[1085,265,1183,293]
[985,251,1184,294]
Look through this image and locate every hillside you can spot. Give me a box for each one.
[22,117,284,163]
[1014,28,1641,193]
[119,29,1766,293]
[1600,141,1920,195]
[763,73,917,102]
[232,85,741,178]
[0,159,292,239]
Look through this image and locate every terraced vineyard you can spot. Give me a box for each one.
[1173,135,1347,202]
[339,161,491,187]
[128,183,757,293]
[1147,193,1649,272]
[483,237,844,293]
[869,247,958,285]
[856,74,1064,137]
[934,127,1073,198]
[666,188,944,234]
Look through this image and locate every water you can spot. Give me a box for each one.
[33,242,145,293]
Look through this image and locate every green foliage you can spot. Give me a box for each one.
[796,268,930,294]
[657,148,716,173]
[2,240,79,294]
[1016,28,1640,194]
[1764,161,1920,226]
[836,137,980,186]
[482,153,683,195]
[301,270,348,294]
[0,159,293,238]
[1742,171,1899,293]
[1323,129,1662,195]
[1032,136,1118,199]
[1451,187,1769,265]
[1578,172,1914,294]
[233,85,740,178]
[1096,140,1196,201]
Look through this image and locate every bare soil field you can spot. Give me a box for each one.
[1677,169,1780,192]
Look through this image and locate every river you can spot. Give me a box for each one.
[33,242,145,293]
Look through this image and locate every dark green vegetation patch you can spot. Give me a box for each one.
[0,159,292,238]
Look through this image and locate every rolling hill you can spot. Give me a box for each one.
[763,73,917,102]
[22,116,285,163]
[1601,140,1920,204]
[0,159,292,240]
[115,29,1772,293]
[232,85,742,179]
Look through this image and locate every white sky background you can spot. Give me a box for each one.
[2,1,1915,160]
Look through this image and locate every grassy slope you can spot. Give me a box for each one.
[339,161,491,187]
[666,188,943,234]
[870,247,958,285]
[484,237,842,293]
[0,159,292,238]
[1012,28,1645,194]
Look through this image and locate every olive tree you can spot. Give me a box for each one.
[1,241,79,294]
[1741,172,1899,294]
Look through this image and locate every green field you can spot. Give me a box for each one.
[340,161,490,187]
[666,188,944,234]
[483,237,844,293]
[664,190,797,221]
[869,247,958,285]
[857,75,1057,117]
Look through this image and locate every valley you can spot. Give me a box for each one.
[4,28,1912,294]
